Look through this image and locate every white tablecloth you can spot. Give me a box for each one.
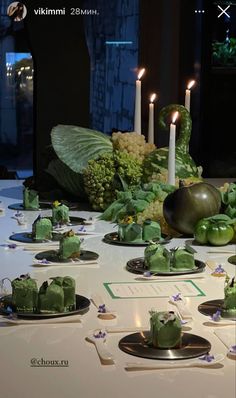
[0,180,235,398]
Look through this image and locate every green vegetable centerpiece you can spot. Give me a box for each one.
[163,182,222,235]
[142,104,202,184]
[47,104,202,208]
[101,182,178,236]
[194,214,235,246]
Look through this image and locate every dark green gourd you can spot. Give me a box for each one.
[142,104,202,182]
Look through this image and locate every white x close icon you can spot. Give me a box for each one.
[217,5,231,19]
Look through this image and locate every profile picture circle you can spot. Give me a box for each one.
[7,2,27,21]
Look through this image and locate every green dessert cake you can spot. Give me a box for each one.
[144,243,170,272]
[23,187,39,210]
[52,201,70,225]
[11,274,38,312]
[118,222,143,243]
[149,310,182,348]
[38,281,64,313]
[171,247,195,270]
[32,215,52,241]
[58,230,81,260]
[142,219,161,241]
[118,217,161,243]
[222,276,236,316]
[50,276,76,311]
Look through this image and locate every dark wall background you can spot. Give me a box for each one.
[10,0,235,181]
[23,0,90,180]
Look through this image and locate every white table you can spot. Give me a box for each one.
[0,180,235,398]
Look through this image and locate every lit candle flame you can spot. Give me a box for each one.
[172,111,179,124]
[150,93,156,103]
[187,80,195,90]
[138,68,145,80]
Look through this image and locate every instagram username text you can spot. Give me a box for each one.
[30,358,69,367]
[33,8,99,16]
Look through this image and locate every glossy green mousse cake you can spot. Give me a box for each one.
[32,215,52,241]
[23,187,39,210]
[52,201,70,225]
[118,217,161,243]
[222,276,236,316]
[11,274,38,312]
[58,230,81,260]
[144,243,170,272]
[149,310,182,348]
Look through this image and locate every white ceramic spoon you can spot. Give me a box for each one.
[169,295,193,319]
[125,353,225,370]
[86,330,114,362]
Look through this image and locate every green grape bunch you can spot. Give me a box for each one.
[83,151,143,211]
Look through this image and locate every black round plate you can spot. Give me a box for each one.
[103,232,171,247]
[0,294,90,319]
[8,203,51,211]
[228,255,236,265]
[126,258,205,276]
[119,331,211,360]
[35,249,99,263]
[198,299,236,321]
[9,232,62,244]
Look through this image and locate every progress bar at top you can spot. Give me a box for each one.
[105,41,133,45]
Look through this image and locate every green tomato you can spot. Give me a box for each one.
[194,219,210,244]
[207,222,234,246]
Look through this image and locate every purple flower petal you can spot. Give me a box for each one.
[15,211,24,218]
[172,293,182,302]
[211,310,221,322]
[212,264,226,275]
[143,271,152,277]
[98,304,106,313]
[39,258,50,264]
[8,244,17,249]
[229,345,236,354]
[199,354,215,362]
[93,330,106,339]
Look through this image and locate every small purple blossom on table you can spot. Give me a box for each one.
[180,319,188,325]
[15,211,23,218]
[143,271,152,277]
[7,243,17,249]
[172,293,182,302]
[199,354,215,362]
[39,258,50,264]
[78,226,86,232]
[93,330,106,339]
[211,264,226,276]
[98,304,107,313]
[229,345,236,354]
[211,310,221,322]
